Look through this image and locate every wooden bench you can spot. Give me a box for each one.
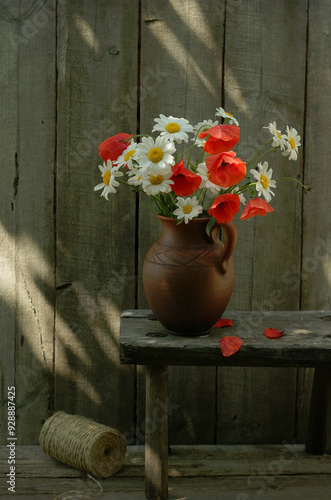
[120,309,331,500]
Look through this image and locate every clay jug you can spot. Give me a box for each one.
[142,215,237,336]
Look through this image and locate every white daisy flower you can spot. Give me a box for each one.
[173,196,203,224]
[114,142,138,170]
[141,169,174,196]
[135,135,176,172]
[192,120,218,148]
[264,121,286,150]
[127,167,144,187]
[197,162,221,195]
[282,126,301,161]
[250,161,276,202]
[152,114,193,143]
[215,107,239,126]
[94,160,124,201]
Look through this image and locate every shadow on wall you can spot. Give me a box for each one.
[1,0,331,448]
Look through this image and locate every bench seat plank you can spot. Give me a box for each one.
[120,310,331,367]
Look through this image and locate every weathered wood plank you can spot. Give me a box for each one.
[299,0,331,447]
[218,0,308,444]
[0,0,56,444]
[120,310,331,367]
[137,0,226,445]
[0,1,19,443]
[145,366,168,500]
[217,366,297,445]
[2,476,331,500]
[55,0,138,438]
[2,444,331,477]
[305,367,331,454]
[1,445,331,499]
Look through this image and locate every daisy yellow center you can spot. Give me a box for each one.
[148,147,164,163]
[165,122,180,133]
[225,112,234,118]
[103,170,111,186]
[149,174,164,185]
[260,174,269,189]
[275,131,282,139]
[289,137,296,149]
[183,205,192,214]
[124,150,135,161]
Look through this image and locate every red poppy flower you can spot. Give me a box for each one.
[206,151,246,188]
[99,133,133,162]
[220,336,242,357]
[208,193,240,223]
[214,318,234,328]
[170,160,202,196]
[199,124,240,155]
[264,328,284,339]
[240,198,274,220]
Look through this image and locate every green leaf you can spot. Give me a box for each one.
[249,184,256,198]
[206,216,217,236]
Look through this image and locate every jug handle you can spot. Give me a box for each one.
[209,221,237,274]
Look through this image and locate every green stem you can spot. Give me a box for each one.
[186,124,208,167]
[116,177,144,193]
[140,199,160,213]
[246,138,274,168]
[235,182,257,194]
[122,134,149,142]
[116,177,168,213]
[197,188,205,203]
[275,177,309,189]
[196,149,206,167]
[248,147,278,172]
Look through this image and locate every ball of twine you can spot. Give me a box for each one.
[39,412,126,478]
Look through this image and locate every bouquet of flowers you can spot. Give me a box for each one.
[94,107,304,231]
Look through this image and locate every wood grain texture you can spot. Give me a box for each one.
[0,0,19,442]
[120,310,331,367]
[298,0,331,445]
[137,0,226,445]
[1,445,331,499]
[55,0,138,438]
[218,0,308,444]
[0,0,56,444]
[1,0,330,449]
[145,366,168,500]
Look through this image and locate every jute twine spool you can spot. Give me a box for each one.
[39,412,126,478]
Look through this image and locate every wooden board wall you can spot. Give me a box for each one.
[54,0,138,439]
[0,0,56,444]
[1,0,330,446]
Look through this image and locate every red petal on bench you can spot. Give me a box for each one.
[214,318,234,328]
[220,336,242,357]
[264,328,284,339]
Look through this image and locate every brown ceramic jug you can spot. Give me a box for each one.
[142,215,237,336]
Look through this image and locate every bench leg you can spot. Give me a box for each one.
[145,365,168,500]
[305,367,331,454]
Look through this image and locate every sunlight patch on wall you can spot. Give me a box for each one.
[71,369,102,405]
[149,22,219,98]
[169,0,220,52]
[0,223,16,309]
[323,256,331,289]
[225,66,249,113]
[74,14,100,53]
[0,225,54,370]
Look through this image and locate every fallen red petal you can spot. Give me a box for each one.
[264,328,284,339]
[214,318,234,328]
[220,336,242,357]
